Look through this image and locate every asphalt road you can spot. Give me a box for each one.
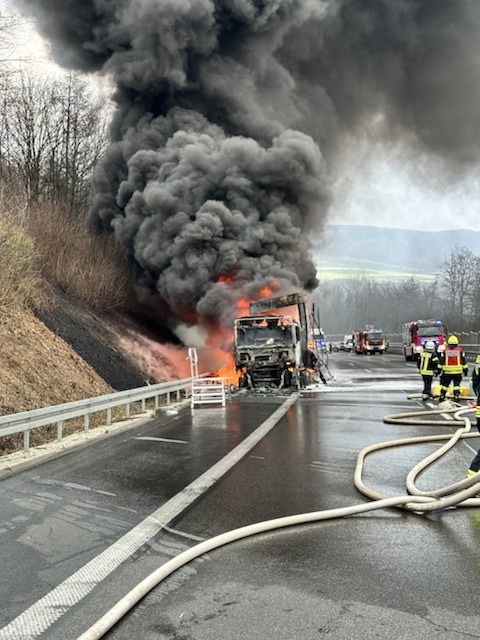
[1,352,480,640]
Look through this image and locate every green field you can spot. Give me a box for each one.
[315,258,436,283]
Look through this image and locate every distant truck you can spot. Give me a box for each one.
[402,319,447,361]
[344,334,354,352]
[354,327,387,355]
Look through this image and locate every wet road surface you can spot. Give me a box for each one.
[1,352,480,639]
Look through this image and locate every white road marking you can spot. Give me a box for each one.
[134,436,188,444]
[0,393,298,640]
[34,478,117,497]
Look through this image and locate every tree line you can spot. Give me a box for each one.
[0,70,108,215]
[0,11,108,216]
[1,12,478,336]
[314,246,480,339]
[0,12,140,315]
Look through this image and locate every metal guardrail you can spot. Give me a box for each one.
[387,342,480,362]
[0,378,194,452]
[3,342,479,454]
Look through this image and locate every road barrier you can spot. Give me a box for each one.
[387,342,480,362]
[0,378,194,452]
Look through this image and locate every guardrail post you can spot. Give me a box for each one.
[167,391,171,405]
[141,399,146,412]
[57,421,64,442]
[84,414,89,433]
[154,395,159,410]
[106,408,112,426]
[125,403,131,419]
[23,429,30,452]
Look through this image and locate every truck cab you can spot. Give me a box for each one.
[234,315,302,388]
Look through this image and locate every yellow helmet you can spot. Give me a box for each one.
[447,335,459,345]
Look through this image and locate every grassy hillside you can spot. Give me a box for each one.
[317,225,480,275]
[0,188,190,456]
[316,257,436,282]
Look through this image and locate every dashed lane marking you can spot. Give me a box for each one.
[134,436,188,444]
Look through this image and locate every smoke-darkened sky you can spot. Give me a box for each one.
[11,0,480,328]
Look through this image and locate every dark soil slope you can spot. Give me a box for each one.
[35,291,152,391]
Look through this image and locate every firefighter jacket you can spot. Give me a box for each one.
[472,357,480,396]
[438,346,468,376]
[417,350,440,376]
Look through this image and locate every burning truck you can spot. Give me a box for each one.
[233,292,320,390]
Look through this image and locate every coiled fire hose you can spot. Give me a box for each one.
[76,395,480,640]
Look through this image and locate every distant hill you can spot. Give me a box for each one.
[316,225,480,279]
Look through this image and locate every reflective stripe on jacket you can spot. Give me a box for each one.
[418,351,438,376]
[439,347,465,374]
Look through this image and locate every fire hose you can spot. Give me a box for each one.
[75,396,480,640]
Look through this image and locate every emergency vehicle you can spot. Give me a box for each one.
[402,319,447,361]
[353,327,387,354]
[344,334,354,352]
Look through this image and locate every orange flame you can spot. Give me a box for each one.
[198,324,239,384]
[217,274,235,283]
[216,352,240,385]
[236,296,250,317]
[198,277,284,381]
[234,280,282,318]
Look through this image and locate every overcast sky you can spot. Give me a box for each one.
[330,136,480,232]
[2,0,480,234]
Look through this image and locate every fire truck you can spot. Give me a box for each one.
[353,326,387,355]
[402,319,447,361]
[233,292,319,389]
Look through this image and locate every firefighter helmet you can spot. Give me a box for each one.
[447,335,459,345]
[425,341,435,351]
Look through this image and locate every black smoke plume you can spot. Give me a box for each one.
[14,0,480,331]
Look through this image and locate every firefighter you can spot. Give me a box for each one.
[304,349,327,385]
[465,355,480,487]
[437,335,468,402]
[471,354,480,429]
[417,340,439,401]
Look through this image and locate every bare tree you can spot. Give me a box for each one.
[1,70,108,209]
[440,245,478,325]
[0,10,21,69]
[43,72,109,214]
[0,10,23,186]
[2,73,56,203]
[315,273,445,339]
[467,255,480,328]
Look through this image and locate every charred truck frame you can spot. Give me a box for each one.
[233,292,318,390]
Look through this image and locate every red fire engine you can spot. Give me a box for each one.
[353,326,387,355]
[402,319,447,361]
